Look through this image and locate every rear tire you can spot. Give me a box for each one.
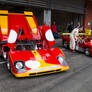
[85,48,91,56]
[63,40,68,48]
[75,42,79,51]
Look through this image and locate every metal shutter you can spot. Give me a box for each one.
[51,0,85,14]
[0,0,49,8]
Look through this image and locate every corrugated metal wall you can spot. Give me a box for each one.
[0,0,85,14]
[0,0,49,8]
[51,0,85,14]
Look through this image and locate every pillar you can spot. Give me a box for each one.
[44,9,51,26]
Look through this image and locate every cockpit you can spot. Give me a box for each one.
[15,40,35,51]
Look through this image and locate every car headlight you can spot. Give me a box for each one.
[14,61,25,70]
[57,56,67,66]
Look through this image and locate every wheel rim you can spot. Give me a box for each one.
[85,48,90,56]
[75,45,79,51]
[3,52,7,60]
[7,62,10,70]
[7,58,11,71]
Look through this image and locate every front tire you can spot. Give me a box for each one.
[7,58,11,72]
[3,52,8,60]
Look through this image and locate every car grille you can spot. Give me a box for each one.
[29,69,61,76]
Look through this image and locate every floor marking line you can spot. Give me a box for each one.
[0,61,6,64]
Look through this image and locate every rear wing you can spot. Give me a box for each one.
[61,29,92,38]
[61,33,85,36]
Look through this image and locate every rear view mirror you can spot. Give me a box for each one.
[8,29,17,43]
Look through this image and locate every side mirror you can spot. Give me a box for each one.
[8,29,18,43]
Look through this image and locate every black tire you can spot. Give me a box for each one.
[75,42,79,51]
[3,52,8,61]
[6,58,11,72]
[85,48,91,56]
[63,40,68,48]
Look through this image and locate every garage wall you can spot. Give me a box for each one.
[52,10,84,32]
[84,0,92,29]
[0,0,85,28]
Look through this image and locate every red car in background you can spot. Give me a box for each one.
[62,34,92,56]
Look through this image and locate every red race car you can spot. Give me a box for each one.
[62,34,92,56]
[0,10,69,77]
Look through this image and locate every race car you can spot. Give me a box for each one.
[0,10,69,77]
[61,33,92,56]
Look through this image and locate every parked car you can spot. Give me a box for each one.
[62,34,92,56]
[0,10,69,77]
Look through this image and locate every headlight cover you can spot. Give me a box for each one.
[14,61,26,73]
[16,62,23,70]
[57,56,67,66]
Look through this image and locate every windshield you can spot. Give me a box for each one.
[15,40,35,51]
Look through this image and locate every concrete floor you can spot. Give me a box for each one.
[0,39,92,92]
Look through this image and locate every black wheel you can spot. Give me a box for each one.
[6,58,11,72]
[75,42,79,51]
[85,48,91,56]
[63,40,68,48]
[3,52,8,61]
